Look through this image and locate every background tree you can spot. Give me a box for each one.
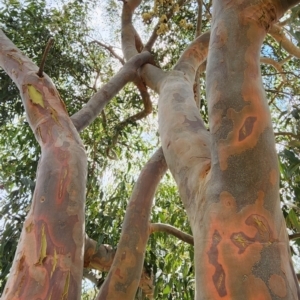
[1,0,300,299]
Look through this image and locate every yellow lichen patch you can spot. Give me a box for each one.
[252,215,267,234]
[51,248,58,278]
[232,233,250,248]
[28,85,45,108]
[17,255,26,272]
[61,271,70,300]
[268,274,287,298]
[25,222,34,233]
[35,224,47,265]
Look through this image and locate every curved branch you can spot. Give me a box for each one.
[121,0,143,60]
[97,148,167,300]
[150,223,194,245]
[71,51,153,132]
[269,24,300,59]
[174,31,210,84]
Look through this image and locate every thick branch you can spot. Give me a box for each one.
[97,148,167,300]
[121,0,143,60]
[158,31,211,219]
[150,223,194,245]
[174,31,210,83]
[71,51,152,132]
[84,235,154,297]
[0,29,87,299]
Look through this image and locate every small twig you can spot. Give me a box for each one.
[37,37,54,77]
[91,40,125,65]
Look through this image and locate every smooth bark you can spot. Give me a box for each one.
[0,30,87,300]
[97,148,167,300]
[200,0,300,298]
[71,51,153,132]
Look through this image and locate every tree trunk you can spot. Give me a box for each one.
[0,31,87,300]
[195,0,299,299]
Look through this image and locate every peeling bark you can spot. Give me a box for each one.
[0,30,87,300]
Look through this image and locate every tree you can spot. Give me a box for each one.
[1,0,300,299]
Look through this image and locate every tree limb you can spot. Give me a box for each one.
[269,24,300,59]
[194,0,203,108]
[97,148,167,300]
[70,51,153,132]
[150,223,194,245]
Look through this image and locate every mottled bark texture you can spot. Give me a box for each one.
[199,1,299,299]
[71,51,153,132]
[0,30,87,299]
[96,148,167,300]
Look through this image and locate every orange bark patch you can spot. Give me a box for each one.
[269,169,277,186]
[268,274,287,298]
[211,20,228,49]
[18,255,26,272]
[115,268,124,279]
[238,116,257,141]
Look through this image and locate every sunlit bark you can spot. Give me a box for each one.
[0,30,87,300]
